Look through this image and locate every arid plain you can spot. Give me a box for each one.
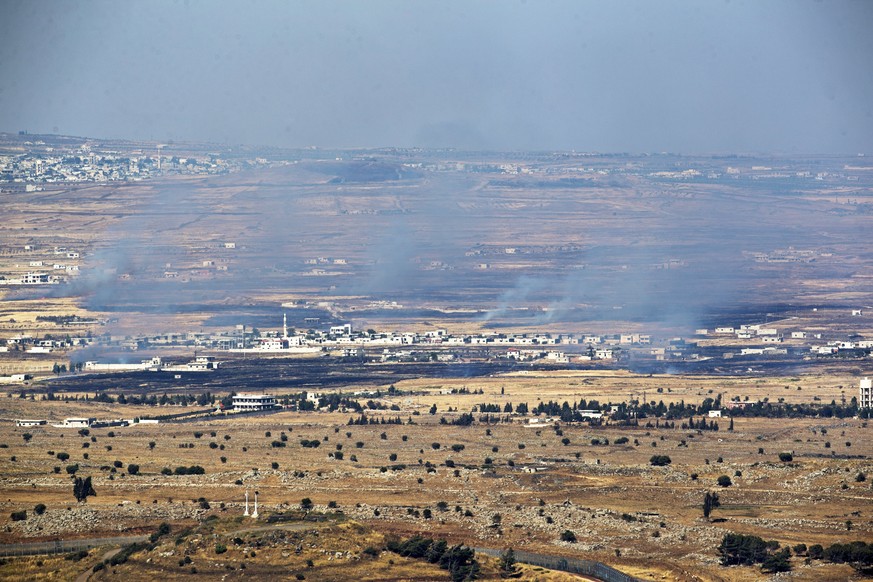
[1,140,872,580]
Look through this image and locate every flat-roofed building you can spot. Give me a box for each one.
[232,393,277,411]
[52,418,95,428]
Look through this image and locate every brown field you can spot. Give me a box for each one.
[0,371,870,581]
[2,151,873,580]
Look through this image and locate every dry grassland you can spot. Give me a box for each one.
[0,371,870,580]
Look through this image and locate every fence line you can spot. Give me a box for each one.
[1,535,640,582]
[0,535,148,558]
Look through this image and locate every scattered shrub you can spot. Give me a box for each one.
[650,455,672,466]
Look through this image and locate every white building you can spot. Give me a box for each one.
[860,377,872,410]
[21,272,50,284]
[545,351,569,363]
[184,356,220,371]
[330,324,352,337]
[52,418,95,428]
[232,393,277,411]
[577,410,603,420]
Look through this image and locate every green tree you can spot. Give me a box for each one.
[703,491,720,519]
[73,476,96,502]
[761,548,792,573]
[499,547,520,578]
[718,533,769,566]
[649,455,672,466]
[301,497,313,511]
[717,475,732,487]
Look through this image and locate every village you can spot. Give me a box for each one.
[2,304,872,365]
[0,132,270,188]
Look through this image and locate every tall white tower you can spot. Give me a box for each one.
[860,377,872,410]
[283,312,288,339]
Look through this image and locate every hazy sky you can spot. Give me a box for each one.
[2,0,872,153]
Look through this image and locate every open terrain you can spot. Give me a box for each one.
[0,370,871,580]
[1,140,872,580]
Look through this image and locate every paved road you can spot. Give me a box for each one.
[475,547,640,582]
[1,525,639,582]
[75,547,123,582]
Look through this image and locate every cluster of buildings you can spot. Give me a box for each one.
[752,247,823,264]
[230,316,654,357]
[701,325,785,340]
[16,417,157,429]
[0,144,249,187]
[697,319,873,358]
[1,246,82,286]
[1,335,91,354]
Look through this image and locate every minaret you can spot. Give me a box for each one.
[252,491,259,519]
[283,312,288,340]
[243,489,249,516]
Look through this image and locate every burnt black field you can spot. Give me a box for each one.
[40,347,864,399]
[44,358,523,396]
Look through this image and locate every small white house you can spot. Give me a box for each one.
[330,324,352,336]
